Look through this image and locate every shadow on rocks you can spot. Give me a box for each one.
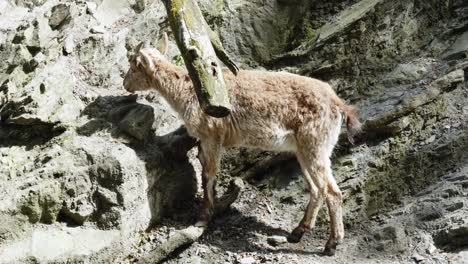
[0,121,65,149]
[202,207,328,256]
[78,94,199,228]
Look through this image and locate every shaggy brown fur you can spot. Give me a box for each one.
[123,46,360,256]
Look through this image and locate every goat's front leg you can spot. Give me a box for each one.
[195,141,221,227]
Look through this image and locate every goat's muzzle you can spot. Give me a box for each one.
[122,73,133,93]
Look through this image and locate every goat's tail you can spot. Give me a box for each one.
[343,104,361,144]
[335,97,361,144]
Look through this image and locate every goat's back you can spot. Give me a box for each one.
[185,70,344,150]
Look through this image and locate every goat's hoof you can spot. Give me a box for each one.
[323,240,338,256]
[195,210,212,227]
[323,247,336,256]
[287,229,305,243]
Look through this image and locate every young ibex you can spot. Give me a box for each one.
[123,40,360,256]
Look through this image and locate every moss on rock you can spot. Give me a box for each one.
[20,182,62,224]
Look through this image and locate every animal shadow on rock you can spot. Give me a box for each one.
[78,94,199,228]
[195,154,328,256]
[205,206,328,256]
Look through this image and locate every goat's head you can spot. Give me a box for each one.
[123,33,168,93]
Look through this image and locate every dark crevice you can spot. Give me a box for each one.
[12,35,24,44]
[26,46,41,57]
[434,229,468,252]
[6,65,17,74]
[0,123,66,148]
[22,60,38,74]
[56,208,83,227]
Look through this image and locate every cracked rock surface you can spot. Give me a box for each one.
[0,0,467,263]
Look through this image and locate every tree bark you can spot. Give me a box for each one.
[162,0,238,118]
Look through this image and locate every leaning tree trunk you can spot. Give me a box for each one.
[162,0,239,118]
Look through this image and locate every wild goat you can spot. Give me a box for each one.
[123,41,361,256]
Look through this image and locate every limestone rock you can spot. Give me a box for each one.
[431,69,465,90]
[267,235,288,246]
[48,4,71,30]
[0,2,29,31]
[198,0,301,64]
[0,58,84,126]
[131,0,146,13]
[383,59,435,85]
[63,33,75,54]
[94,0,132,27]
[118,104,155,140]
[452,251,468,264]
[238,256,256,264]
[309,0,385,48]
[0,213,30,243]
[14,0,47,9]
[434,223,468,250]
[19,181,62,224]
[85,1,97,15]
[443,31,468,60]
[371,223,408,253]
[0,227,120,262]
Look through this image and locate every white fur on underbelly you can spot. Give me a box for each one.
[240,123,297,152]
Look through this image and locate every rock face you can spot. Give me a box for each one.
[0,0,467,263]
[198,0,310,66]
[0,0,194,261]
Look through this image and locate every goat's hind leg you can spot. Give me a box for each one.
[323,164,344,256]
[195,141,221,227]
[291,150,344,256]
[288,152,324,243]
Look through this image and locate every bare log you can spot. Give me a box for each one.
[162,0,238,118]
[140,225,205,263]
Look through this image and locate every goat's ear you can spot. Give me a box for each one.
[138,49,155,71]
[157,32,168,56]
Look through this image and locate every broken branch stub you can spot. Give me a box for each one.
[162,0,234,118]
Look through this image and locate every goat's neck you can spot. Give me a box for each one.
[150,62,194,115]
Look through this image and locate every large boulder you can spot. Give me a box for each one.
[0,1,197,262]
